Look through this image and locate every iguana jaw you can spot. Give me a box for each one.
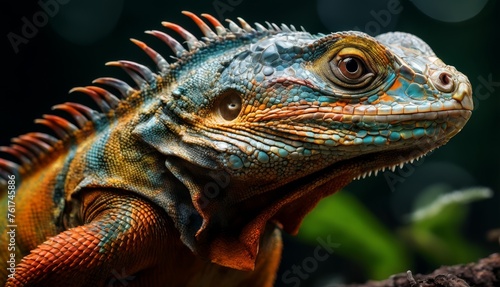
[184,107,471,271]
[193,143,433,271]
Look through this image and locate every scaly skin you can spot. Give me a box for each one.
[0,12,472,287]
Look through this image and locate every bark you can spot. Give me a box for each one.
[344,253,500,287]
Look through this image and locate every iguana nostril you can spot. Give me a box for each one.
[432,70,455,93]
[440,72,450,85]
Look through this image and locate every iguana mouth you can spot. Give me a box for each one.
[189,103,471,271]
[346,109,472,123]
[256,103,472,125]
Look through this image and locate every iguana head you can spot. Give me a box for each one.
[131,13,472,270]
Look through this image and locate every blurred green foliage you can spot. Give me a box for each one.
[403,185,492,265]
[298,191,409,279]
[297,185,493,281]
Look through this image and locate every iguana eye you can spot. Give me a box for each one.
[337,57,364,80]
[319,47,375,89]
[216,89,242,121]
[329,54,373,87]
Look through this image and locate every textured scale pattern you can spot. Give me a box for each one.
[0,11,472,287]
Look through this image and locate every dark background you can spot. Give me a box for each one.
[1,1,499,286]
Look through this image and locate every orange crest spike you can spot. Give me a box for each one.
[161,21,202,51]
[130,38,169,73]
[201,13,226,36]
[70,87,112,112]
[52,104,89,128]
[146,30,187,57]
[182,11,218,38]
[92,77,137,98]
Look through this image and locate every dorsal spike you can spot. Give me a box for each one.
[254,22,268,32]
[0,158,21,176]
[130,38,169,73]
[41,115,78,135]
[5,144,38,163]
[0,146,31,165]
[226,19,243,33]
[15,144,39,162]
[106,61,147,87]
[161,22,203,51]
[25,133,59,145]
[18,134,53,152]
[33,119,66,139]
[289,24,297,32]
[265,21,274,30]
[108,60,157,84]
[11,137,45,155]
[61,102,101,122]
[237,17,255,33]
[52,103,89,128]
[92,77,137,98]
[121,60,157,83]
[86,86,120,108]
[201,13,226,36]
[280,24,292,32]
[182,11,218,38]
[271,23,281,31]
[146,30,187,57]
[70,87,112,112]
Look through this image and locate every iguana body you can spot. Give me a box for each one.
[0,12,472,286]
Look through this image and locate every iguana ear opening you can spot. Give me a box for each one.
[213,89,243,122]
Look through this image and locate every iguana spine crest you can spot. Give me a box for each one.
[0,11,286,182]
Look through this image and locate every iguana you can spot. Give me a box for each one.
[0,11,472,287]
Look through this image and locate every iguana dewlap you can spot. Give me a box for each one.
[0,12,472,287]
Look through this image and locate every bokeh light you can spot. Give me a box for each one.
[411,0,489,22]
